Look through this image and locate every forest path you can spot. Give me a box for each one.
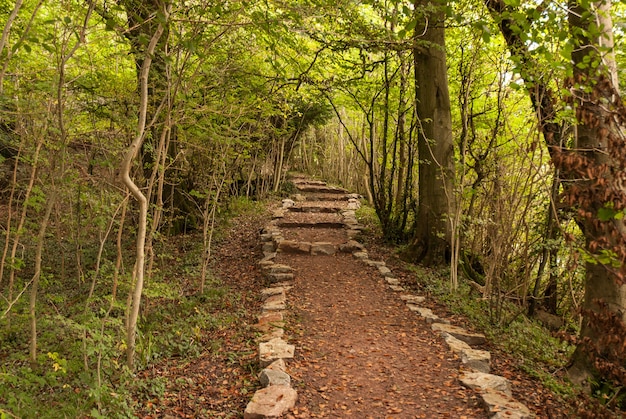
[246,175,488,418]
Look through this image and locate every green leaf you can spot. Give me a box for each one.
[597,206,616,221]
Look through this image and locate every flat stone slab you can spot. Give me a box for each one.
[388,284,404,292]
[311,242,336,255]
[261,287,286,297]
[262,242,276,253]
[443,334,472,353]
[352,251,369,260]
[385,277,401,285]
[267,272,294,284]
[265,264,295,274]
[259,368,291,387]
[461,348,492,373]
[263,294,287,311]
[272,209,285,218]
[255,312,284,332]
[266,359,286,372]
[400,294,426,304]
[377,265,393,277]
[480,390,532,418]
[259,338,295,367]
[339,240,365,253]
[460,372,510,396]
[244,385,298,419]
[258,327,284,342]
[278,240,311,254]
[410,306,443,323]
[431,323,486,346]
[365,260,386,267]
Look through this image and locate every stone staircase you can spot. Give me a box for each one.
[244,176,533,419]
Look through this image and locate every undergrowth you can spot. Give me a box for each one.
[0,196,264,418]
[409,265,576,397]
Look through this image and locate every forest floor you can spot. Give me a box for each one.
[134,176,582,418]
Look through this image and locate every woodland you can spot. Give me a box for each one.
[1,0,626,417]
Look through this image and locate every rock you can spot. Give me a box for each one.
[460,372,510,396]
[365,260,386,267]
[347,201,360,210]
[261,287,286,297]
[480,390,532,419]
[262,252,277,261]
[443,334,472,353]
[311,242,336,255]
[259,368,291,387]
[258,259,275,268]
[267,264,295,274]
[347,229,361,239]
[377,265,393,277]
[272,282,294,291]
[272,209,285,218]
[385,277,400,285]
[431,323,486,346]
[461,348,492,374]
[339,240,365,253]
[352,251,369,260]
[282,199,295,208]
[260,233,274,241]
[266,359,286,372]
[278,240,311,254]
[408,305,447,324]
[255,312,284,332]
[388,285,404,292]
[244,385,298,419]
[400,294,426,304]
[267,273,294,284]
[263,293,287,311]
[262,242,276,253]
[258,328,284,342]
[259,338,295,367]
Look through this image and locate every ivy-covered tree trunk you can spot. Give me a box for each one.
[408,0,455,265]
[486,0,626,388]
[565,0,626,387]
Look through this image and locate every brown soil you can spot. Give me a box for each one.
[279,253,484,418]
[280,227,347,244]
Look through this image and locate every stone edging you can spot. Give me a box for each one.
[244,182,533,418]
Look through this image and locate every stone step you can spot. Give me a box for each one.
[277,221,345,229]
[288,206,343,213]
[295,185,348,194]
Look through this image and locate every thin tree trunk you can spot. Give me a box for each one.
[29,193,55,364]
[120,13,166,370]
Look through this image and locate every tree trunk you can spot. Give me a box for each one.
[486,0,626,387]
[120,11,166,370]
[408,0,455,265]
[566,0,626,387]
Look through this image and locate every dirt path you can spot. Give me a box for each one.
[253,176,486,418]
[283,254,483,418]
